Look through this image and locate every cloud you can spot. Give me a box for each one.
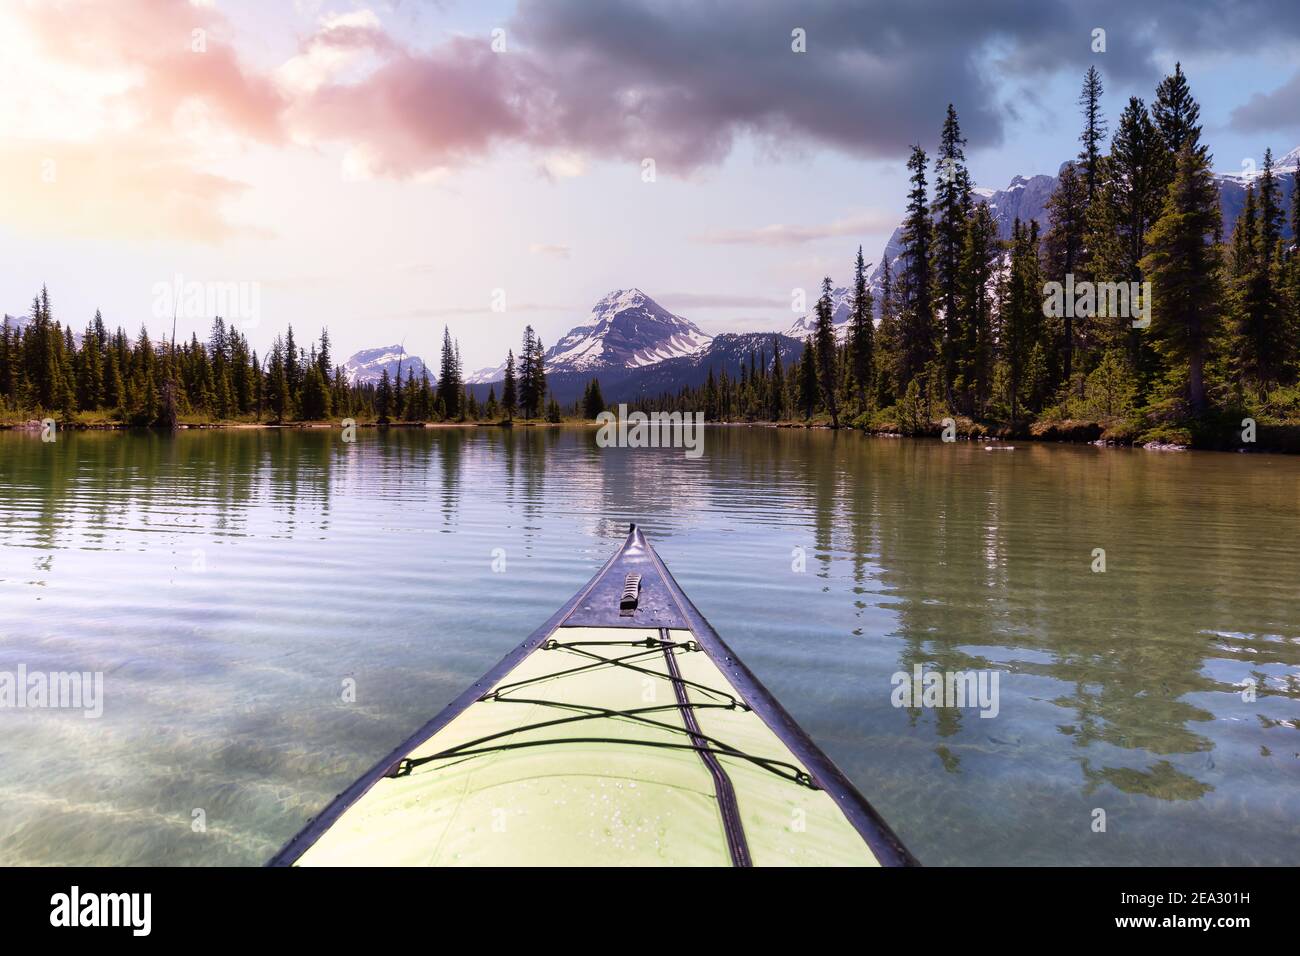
[288,0,1300,178]
[17,0,285,144]
[1230,71,1300,134]
[692,213,897,247]
[10,0,1300,244]
[283,35,539,179]
[528,243,571,258]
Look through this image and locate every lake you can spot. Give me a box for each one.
[0,426,1297,865]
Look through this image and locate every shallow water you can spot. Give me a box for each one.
[0,426,1297,865]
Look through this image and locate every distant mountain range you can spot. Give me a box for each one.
[460,289,789,405]
[338,145,1300,403]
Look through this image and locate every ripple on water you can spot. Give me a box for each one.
[0,428,1297,865]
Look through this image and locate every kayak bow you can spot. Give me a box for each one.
[270,525,915,867]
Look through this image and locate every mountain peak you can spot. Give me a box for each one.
[594,288,649,309]
[342,344,429,385]
[544,288,712,373]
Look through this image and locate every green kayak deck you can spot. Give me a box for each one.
[270,526,914,867]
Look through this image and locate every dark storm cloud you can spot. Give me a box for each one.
[54,0,1292,186]
[507,0,1300,167]
[1230,72,1300,133]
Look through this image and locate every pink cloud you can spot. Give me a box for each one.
[21,0,285,144]
[287,37,534,178]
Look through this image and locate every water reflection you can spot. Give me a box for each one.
[0,427,1296,865]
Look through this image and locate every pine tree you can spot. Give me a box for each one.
[1152,62,1203,197]
[1078,66,1107,205]
[519,327,541,418]
[813,277,840,427]
[130,326,159,424]
[958,201,999,415]
[301,363,330,419]
[873,258,900,407]
[209,317,233,419]
[1257,148,1284,251]
[848,246,874,412]
[898,145,935,388]
[317,328,332,384]
[582,378,606,418]
[374,367,393,423]
[106,352,125,416]
[1110,96,1163,280]
[419,367,434,419]
[0,317,13,406]
[998,219,1046,425]
[769,337,787,420]
[1044,163,1088,385]
[1082,156,1129,352]
[268,338,291,422]
[58,325,77,419]
[1139,143,1223,412]
[437,326,462,419]
[284,325,300,403]
[934,104,971,398]
[78,313,104,409]
[797,335,819,420]
[534,335,547,413]
[502,349,518,422]
[1230,176,1290,391]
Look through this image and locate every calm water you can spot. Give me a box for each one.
[0,426,1297,866]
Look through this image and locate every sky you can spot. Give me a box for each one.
[2,0,1300,375]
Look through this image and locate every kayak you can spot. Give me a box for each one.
[269,525,915,867]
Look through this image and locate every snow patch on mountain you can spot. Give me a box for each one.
[783,286,854,340]
[342,345,430,385]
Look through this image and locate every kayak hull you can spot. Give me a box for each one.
[270,526,915,867]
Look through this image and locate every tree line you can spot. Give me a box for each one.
[0,293,571,425]
[627,64,1300,443]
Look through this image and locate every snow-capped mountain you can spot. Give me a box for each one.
[864,172,1059,321]
[1215,146,1299,240]
[468,288,711,383]
[342,345,430,385]
[776,171,1057,339]
[464,360,507,385]
[783,286,854,340]
[546,288,712,372]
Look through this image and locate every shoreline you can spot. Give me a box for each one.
[3,416,1295,454]
[0,419,574,431]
